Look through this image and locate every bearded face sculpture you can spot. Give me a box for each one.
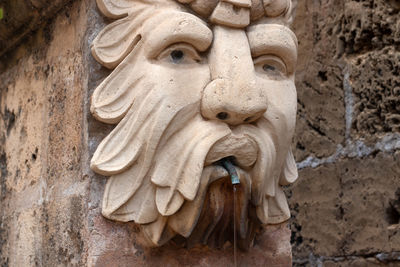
[90,0,298,250]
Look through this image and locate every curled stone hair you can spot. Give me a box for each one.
[176,0,296,27]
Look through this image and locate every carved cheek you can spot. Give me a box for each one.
[145,62,211,105]
[262,79,297,138]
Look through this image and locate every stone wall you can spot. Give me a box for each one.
[0,1,90,265]
[0,0,72,56]
[290,0,400,265]
[0,0,399,266]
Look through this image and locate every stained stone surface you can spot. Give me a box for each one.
[350,47,400,142]
[291,0,346,162]
[290,152,400,258]
[0,1,89,266]
[290,0,400,266]
[0,0,399,266]
[0,0,72,56]
[89,218,291,267]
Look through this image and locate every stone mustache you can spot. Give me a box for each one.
[90,0,298,250]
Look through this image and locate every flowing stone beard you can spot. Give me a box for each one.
[139,113,288,249]
[92,84,291,249]
[90,2,297,250]
[174,118,281,250]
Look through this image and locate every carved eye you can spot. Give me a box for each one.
[254,55,287,79]
[170,50,184,63]
[158,43,202,65]
[263,64,276,72]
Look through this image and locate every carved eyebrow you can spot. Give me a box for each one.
[247,24,298,74]
[143,12,213,59]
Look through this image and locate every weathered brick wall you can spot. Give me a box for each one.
[290,0,400,265]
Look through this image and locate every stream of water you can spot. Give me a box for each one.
[233,184,238,267]
[220,158,239,267]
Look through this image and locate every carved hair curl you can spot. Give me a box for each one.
[176,0,296,24]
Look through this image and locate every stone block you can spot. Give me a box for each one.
[89,220,292,267]
[292,0,346,161]
[350,48,400,142]
[288,151,400,259]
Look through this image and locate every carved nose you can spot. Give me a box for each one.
[201,25,267,126]
[201,78,267,126]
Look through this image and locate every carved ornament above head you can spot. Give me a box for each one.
[90,0,298,250]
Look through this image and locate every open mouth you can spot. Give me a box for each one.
[183,159,260,250]
[182,134,261,250]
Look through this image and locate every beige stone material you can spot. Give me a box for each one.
[263,0,291,17]
[0,1,90,265]
[90,0,298,248]
[210,2,251,28]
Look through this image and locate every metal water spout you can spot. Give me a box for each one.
[221,158,240,185]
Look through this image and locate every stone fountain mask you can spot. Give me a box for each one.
[90,0,298,249]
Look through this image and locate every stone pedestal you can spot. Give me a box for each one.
[89,219,291,267]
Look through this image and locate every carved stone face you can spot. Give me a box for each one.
[91,0,298,249]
